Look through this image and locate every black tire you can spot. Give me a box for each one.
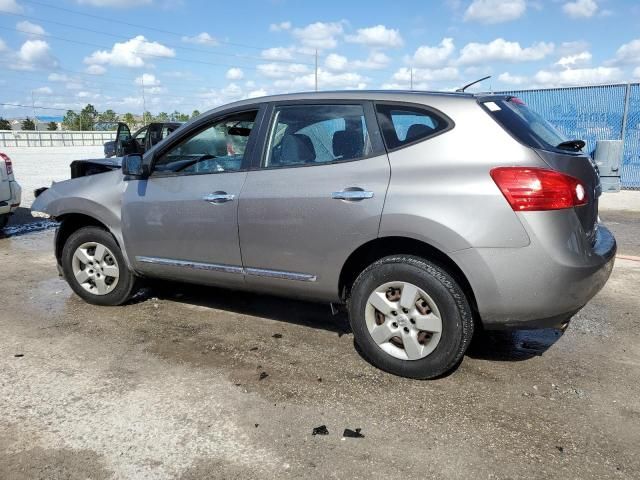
[0,214,8,230]
[61,226,138,306]
[348,255,474,379]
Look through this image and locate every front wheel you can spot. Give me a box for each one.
[0,214,8,230]
[348,255,474,379]
[61,226,138,306]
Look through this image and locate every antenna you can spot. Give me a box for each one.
[456,75,491,93]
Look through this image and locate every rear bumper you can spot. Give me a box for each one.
[0,180,21,215]
[452,211,616,330]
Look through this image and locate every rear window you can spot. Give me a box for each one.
[375,103,451,150]
[482,97,570,152]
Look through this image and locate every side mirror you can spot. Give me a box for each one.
[121,154,148,178]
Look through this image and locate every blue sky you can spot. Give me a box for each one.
[0,0,639,117]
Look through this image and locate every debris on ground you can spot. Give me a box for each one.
[255,424,259,428]
[312,425,329,436]
[342,428,364,438]
[272,333,283,339]
[556,446,564,453]
[249,346,258,351]
[14,354,24,358]
[259,371,269,380]
[317,377,322,382]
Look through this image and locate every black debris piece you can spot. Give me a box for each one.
[317,377,322,382]
[312,425,329,436]
[14,354,24,358]
[556,446,564,453]
[272,333,283,339]
[250,347,259,351]
[343,428,364,438]
[259,371,269,380]
[255,423,259,428]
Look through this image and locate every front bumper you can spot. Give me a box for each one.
[452,211,616,330]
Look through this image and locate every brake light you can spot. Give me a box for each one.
[490,167,588,211]
[0,153,12,175]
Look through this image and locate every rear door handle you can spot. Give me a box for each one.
[331,189,374,201]
[203,192,235,204]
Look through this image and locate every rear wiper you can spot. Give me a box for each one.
[556,139,585,152]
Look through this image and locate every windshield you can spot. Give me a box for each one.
[483,97,572,153]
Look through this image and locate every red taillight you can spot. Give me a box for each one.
[0,152,12,176]
[490,167,588,211]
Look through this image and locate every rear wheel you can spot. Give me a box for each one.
[61,226,138,306]
[0,214,8,230]
[348,255,474,379]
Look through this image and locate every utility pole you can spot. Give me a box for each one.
[315,49,318,92]
[410,67,413,91]
[141,75,147,124]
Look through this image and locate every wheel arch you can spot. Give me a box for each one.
[338,236,479,317]
[55,213,119,265]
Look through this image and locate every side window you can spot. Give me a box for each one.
[375,104,450,150]
[134,127,148,149]
[154,110,257,175]
[264,104,372,168]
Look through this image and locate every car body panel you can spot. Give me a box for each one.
[1,154,21,216]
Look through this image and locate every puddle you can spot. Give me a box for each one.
[1,220,58,238]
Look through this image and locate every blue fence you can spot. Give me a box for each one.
[499,83,640,189]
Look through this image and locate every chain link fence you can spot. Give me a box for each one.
[499,83,640,190]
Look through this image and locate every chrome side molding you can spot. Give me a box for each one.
[136,256,316,282]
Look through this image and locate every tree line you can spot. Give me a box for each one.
[0,104,202,131]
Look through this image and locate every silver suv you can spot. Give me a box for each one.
[32,91,616,379]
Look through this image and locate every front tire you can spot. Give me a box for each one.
[61,226,138,306]
[0,214,8,230]
[348,255,474,379]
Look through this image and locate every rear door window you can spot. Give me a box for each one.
[375,104,451,150]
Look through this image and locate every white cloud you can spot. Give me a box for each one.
[226,67,244,80]
[75,0,152,7]
[533,66,622,87]
[273,69,367,90]
[392,66,459,83]
[269,21,291,32]
[33,86,53,95]
[498,72,527,85]
[16,21,45,37]
[410,38,455,68]
[325,53,348,71]
[0,38,6,52]
[464,0,526,24]
[292,22,344,49]
[48,73,69,82]
[134,73,160,86]
[611,39,640,65]
[458,38,554,65]
[257,62,310,78]
[84,35,175,67]
[633,67,640,79]
[15,39,58,70]
[353,51,391,70]
[558,41,590,56]
[0,0,23,14]
[181,32,218,46]
[345,25,403,48]
[261,47,295,60]
[556,51,592,68]
[247,88,268,98]
[86,64,106,75]
[563,0,598,18]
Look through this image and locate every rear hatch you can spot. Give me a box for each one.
[480,96,601,243]
[0,156,12,203]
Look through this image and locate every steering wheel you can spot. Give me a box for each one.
[174,154,220,172]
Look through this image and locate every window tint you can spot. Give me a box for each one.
[154,111,256,174]
[264,104,372,168]
[375,104,450,150]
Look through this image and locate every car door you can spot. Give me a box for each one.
[238,101,390,300]
[121,107,264,287]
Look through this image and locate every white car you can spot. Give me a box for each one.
[0,152,22,229]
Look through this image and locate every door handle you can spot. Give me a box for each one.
[331,189,374,201]
[202,192,235,204]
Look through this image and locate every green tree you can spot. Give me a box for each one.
[142,111,153,124]
[47,121,58,131]
[79,104,99,130]
[171,110,189,122]
[122,113,136,129]
[62,110,79,130]
[98,109,118,123]
[22,117,36,130]
[154,112,169,122]
[0,117,11,130]
[191,109,201,119]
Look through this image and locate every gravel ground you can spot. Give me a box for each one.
[0,208,639,479]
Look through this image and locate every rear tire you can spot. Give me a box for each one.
[348,255,474,379]
[0,214,8,230]
[61,226,138,306]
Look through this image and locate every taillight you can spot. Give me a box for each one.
[490,167,588,211]
[0,152,12,176]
